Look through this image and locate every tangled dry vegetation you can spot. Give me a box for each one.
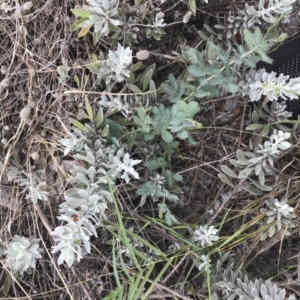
[1,0,300,299]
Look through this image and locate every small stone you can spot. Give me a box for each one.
[20,106,31,121]
[27,101,36,109]
[183,11,192,24]
[136,50,150,61]
[30,152,40,160]
[1,138,8,145]
[1,66,7,74]
[22,1,33,11]
[28,67,36,78]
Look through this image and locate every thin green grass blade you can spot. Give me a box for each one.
[112,237,121,288]
[128,271,143,300]
[109,184,142,271]
[141,257,174,300]
[106,226,152,264]
[133,262,155,300]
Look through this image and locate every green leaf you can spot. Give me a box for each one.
[142,69,154,91]
[137,182,156,198]
[152,32,162,40]
[144,130,157,141]
[188,65,206,77]
[177,130,188,139]
[70,18,89,31]
[134,107,152,133]
[243,186,263,196]
[3,275,11,295]
[246,123,265,130]
[275,33,287,43]
[85,97,93,122]
[70,9,91,18]
[258,171,265,186]
[127,83,142,93]
[74,74,80,87]
[262,125,270,136]
[160,140,179,154]
[104,119,124,138]
[149,80,157,102]
[70,118,89,133]
[164,170,174,188]
[243,28,272,63]
[144,158,168,171]
[186,48,204,65]
[188,0,196,14]
[221,165,238,178]
[218,174,234,188]
[132,61,144,72]
[96,108,104,128]
[238,167,254,178]
[93,30,102,45]
[161,130,173,143]
[249,179,272,191]
[153,105,172,130]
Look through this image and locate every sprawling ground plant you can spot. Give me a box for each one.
[1,0,300,298]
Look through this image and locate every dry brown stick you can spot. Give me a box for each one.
[70,267,94,300]
[209,178,247,223]
[129,268,194,300]
[161,252,190,285]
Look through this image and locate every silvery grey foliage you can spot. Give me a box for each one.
[106,148,141,183]
[192,225,220,247]
[212,252,297,300]
[235,276,296,300]
[229,130,291,186]
[93,44,132,87]
[146,12,166,40]
[98,94,133,120]
[15,170,49,203]
[215,0,295,38]
[212,252,242,300]
[259,197,296,240]
[52,122,141,266]
[247,69,300,102]
[59,128,88,156]
[79,0,122,37]
[196,254,211,271]
[5,235,43,275]
[51,212,100,266]
[108,43,132,82]
[254,101,293,122]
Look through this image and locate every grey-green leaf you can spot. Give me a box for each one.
[161,130,173,143]
[3,275,11,295]
[218,173,234,188]
[221,165,238,178]
[238,167,254,178]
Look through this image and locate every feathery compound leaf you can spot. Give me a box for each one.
[186,48,204,65]
[162,74,185,103]
[144,158,168,171]
[188,65,206,77]
[244,28,272,63]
